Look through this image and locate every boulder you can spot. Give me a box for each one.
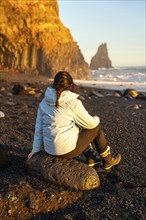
[26,152,100,190]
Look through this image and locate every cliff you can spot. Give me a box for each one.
[90,43,113,70]
[0,0,90,79]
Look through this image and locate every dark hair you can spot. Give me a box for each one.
[53,71,76,107]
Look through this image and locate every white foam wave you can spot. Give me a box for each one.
[48,67,146,92]
[88,67,146,92]
[74,79,146,92]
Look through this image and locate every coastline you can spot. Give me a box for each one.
[0,72,145,93]
[74,79,146,93]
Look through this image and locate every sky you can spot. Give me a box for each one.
[58,0,145,67]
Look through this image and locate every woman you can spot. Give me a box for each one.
[27,71,121,170]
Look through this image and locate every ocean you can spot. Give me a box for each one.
[74,66,146,93]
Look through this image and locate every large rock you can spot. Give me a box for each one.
[26,152,100,190]
[0,0,90,79]
[90,43,113,69]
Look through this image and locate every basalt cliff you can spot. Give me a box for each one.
[90,43,113,70]
[0,0,90,79]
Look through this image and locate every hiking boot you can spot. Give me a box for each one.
[103,154,121,170]
[100,146,121,170]
[88,158,101,167]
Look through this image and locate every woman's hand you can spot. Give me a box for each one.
[27,151,35,161]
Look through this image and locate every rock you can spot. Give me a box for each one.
[26,152,100,190]
[19,103,28,109]
[90,89,104,97]
[126,104,142,109]
[0,111,5,118]
[34,93,43,98]
[5,101,17,106]
[90,43,113,69]
[123,89,139,98]
[12,83,42,96]
[12,84,24,95]
[113,90,123,97]
[5,92,13,96]
[0,0,90,79]
[0,87,5,91]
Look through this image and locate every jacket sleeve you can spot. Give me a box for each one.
[73,99,100,129]
[32,107,43,153]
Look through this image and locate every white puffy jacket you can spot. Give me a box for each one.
[32,87,100,155]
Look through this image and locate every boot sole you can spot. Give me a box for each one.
[88,162,100,167]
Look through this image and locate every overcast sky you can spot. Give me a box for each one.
[58,0,145,67]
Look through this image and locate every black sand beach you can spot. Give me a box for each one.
[0,72,145,220]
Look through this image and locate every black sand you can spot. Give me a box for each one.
[0,72,145,219]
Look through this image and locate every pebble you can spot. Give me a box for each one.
[114,91,122,97]
[1,87,5,91]
[19,103,28,109]
[34,93,42,98]
[6,92,13,96]
[91,90,104,97]
[0,111,5,118]
[79,95,85,101]
[126,104,142,109]
[5,101,17,106]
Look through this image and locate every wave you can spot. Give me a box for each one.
[74,79,146,92]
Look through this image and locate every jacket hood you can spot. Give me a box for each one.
[44,87,56,105]
[44,87,79,106]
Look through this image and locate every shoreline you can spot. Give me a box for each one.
[74,79,146,93]
[0,72,145,93]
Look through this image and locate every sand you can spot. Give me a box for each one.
[0,72,145,219]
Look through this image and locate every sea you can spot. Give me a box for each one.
[74,66,146,93]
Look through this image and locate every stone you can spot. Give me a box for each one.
[113,91,123,97]
[90,43,113,69]
[123,89,139,98]
[26,152,100,190]
[5,101,17,106]
[0,0,90,79]
[12,83,42,96]
[126,104,142,109]
[0,111,5,118]
[90,89,104,97]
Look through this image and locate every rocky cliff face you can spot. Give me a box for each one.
[0,0,90,79]
[90,43,113,70]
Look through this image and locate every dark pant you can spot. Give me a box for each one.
[59,124,107,159]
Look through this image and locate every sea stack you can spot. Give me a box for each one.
[0,0,90,79]
[90,43,113,70]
